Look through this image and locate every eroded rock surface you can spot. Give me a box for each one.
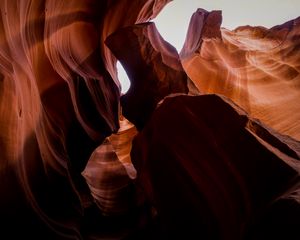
[106,22,188,130]
[181,9,300,140]
[0,0,299,239]
[0,0,169,238]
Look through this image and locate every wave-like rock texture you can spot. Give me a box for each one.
[82,117,137,216]
[180,9,300,140]
[1,0,300,239]
[131,94,300,239]
[0,0,170,238]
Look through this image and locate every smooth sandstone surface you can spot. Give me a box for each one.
[180,9,300,140]
[0,0,299,239]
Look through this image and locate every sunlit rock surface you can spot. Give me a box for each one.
[0,0,299,239]
[180,9,300,140]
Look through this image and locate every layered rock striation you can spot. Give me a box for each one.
[0,0,299,239]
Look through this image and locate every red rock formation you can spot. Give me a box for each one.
[0,0,299,239]
[0,0,170,238]
[180,9,300,140]
[82,117,137,216]
[106,22,188,130]
[131,94,300,239]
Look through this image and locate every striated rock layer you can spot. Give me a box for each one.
[82,117,137,216]
[180,9,300,140]
[0,0,299,239]
[0,0,170,238]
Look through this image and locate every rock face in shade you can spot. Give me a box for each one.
[180,9,300,140]
[106,22,189,130]
[131,94,300,239]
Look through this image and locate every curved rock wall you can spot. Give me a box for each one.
[0,0,169,238]
[0,1,299,239]
[180,9,300,140]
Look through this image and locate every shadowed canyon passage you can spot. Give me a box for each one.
[0,0,299,239]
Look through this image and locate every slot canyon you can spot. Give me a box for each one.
[0,0,299,239]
